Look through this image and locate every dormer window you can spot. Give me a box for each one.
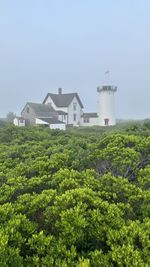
[47,102,52,106]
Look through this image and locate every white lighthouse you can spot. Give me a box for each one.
[97,85,117,126]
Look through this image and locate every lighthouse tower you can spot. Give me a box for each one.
[97,85,117,126]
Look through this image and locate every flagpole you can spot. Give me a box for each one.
[105,69,110,84]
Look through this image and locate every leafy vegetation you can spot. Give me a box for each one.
[0,123,150,266]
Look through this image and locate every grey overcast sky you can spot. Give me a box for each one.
[0,0,150,119]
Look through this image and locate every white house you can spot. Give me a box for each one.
[43,88,84,126]
[16,85,117,129]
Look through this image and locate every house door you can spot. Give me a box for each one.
[104,118,109,126]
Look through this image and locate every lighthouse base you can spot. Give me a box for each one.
[99,117,116,126]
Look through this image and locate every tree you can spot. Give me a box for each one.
[6,112,16,122]
[0,125,149,266]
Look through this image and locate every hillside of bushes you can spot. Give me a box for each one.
[0,122,150,266]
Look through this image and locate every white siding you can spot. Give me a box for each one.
[14,118,25,127]
[80,117,99,127]
[67,96,83,126]
[44,96,68,113]
[45,95,83,126]
[50,123,66,130]
[98,90,116,126]
[36,118,66,130]
[44,96,57,109]
[58,114,68,124]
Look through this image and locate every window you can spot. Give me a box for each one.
[84,117,90,123]
[20,118,24,123]
[26,107,29,113]
[73,114,77,121]
[73,103,77,111]
[64,115,66,120]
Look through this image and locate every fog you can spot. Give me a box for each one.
[0,0,150,119]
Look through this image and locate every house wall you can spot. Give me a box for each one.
[44,96,68,124]
[44,96,68,113]
[36,118,66,130]
[67,96,83,126]
[98,90,116,126]
[58,114,68,124]
[21,105,36,125]
[80,117,99,127]
[50,123,66,130]
[44,95,82,126]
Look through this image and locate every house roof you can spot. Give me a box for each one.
[43,93,84,108]
[57,110,68,115]
[22,102,58,118]
[38,117,65,124]
[82,112,98,118]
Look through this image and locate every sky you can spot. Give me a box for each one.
[0,0,150,119]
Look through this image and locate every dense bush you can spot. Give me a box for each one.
[0,124,149,266]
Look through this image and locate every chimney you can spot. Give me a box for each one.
[58,88,62,94]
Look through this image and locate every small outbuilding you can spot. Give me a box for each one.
[81,113,99,126]
[14,116,26,127]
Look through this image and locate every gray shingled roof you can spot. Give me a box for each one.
[57,110,68,115]
[43,93,84,108]
[38,118,65,124]
[26,102,58,118]
[82,113,98,118]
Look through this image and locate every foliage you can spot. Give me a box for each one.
[0,124,149,266]
[6,112,16,122]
